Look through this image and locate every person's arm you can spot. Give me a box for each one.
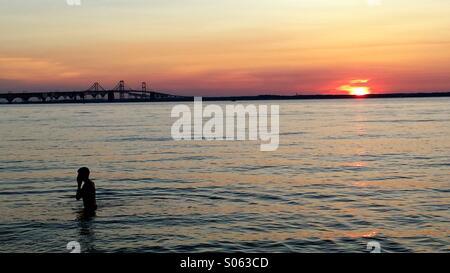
[76,186,83,200]
[76,176,83,200]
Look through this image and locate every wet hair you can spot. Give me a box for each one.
[77,167,90,178]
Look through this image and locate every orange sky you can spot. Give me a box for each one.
[0,0,449,96]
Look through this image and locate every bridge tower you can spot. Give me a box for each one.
[119,80,125,99]
[92,82,100,98]
[93,82,100,91]
[142,82,147,99]
[86,81,107,100]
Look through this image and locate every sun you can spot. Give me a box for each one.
[349,87,370,96]
[338,79,372,96]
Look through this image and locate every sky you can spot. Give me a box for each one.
[0,0,449,96]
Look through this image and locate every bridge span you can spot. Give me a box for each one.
[0,81,189,103]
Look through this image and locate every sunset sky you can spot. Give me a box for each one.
[0,0,449,96]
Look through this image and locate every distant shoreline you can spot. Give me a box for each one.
[1,92,449,104]
[203,92,450,101]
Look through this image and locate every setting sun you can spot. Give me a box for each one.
[338,79,372,96]
[349,87,370,96]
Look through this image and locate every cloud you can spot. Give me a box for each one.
[350,79,369,84]
[0,57,81,82]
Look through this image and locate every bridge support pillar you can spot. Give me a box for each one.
[108,91,115,101]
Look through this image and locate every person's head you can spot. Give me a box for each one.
[77,167,90,183]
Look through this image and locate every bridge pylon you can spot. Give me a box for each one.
[87,82,105,92]
[142,82,147,98]
[119,80,125,99]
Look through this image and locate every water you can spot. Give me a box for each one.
[0,98,449,253]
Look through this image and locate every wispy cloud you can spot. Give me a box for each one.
[0,57,81,81]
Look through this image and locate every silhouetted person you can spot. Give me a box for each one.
[76,167,97,212]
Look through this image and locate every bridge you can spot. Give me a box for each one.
[0,81,189,103]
